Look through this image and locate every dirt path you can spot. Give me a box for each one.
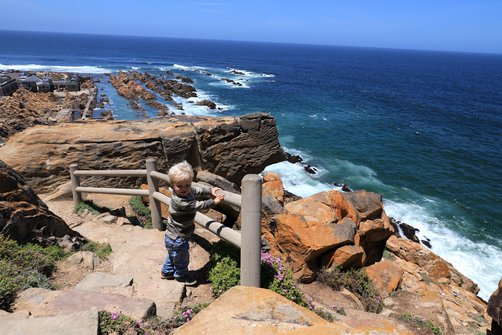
[44,193,216,318]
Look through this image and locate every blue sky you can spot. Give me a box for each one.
[1,0,501,53]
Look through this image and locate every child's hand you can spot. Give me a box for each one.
[212,187,225,204]
[214,193,224,204]
[211,187,223,197]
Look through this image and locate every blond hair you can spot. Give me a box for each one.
[168,161,194,185]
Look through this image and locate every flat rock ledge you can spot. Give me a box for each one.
[0,310,99,335]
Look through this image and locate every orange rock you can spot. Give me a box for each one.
[385,236,478,293]
[173,286,413,335]
[262,172,284,204]
[365,259,404,298]
[270,213,356,278]
[322,245,366,270]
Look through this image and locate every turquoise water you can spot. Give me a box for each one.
[1,30,501,299]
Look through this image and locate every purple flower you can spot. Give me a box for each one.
[111,312,118,320]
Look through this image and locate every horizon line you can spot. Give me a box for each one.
[1,28,501,57]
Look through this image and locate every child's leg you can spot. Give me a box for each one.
[161,235,176,275]
[162,235,190,278]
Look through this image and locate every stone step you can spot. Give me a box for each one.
[14,287,155,321]
[0,310,98,335]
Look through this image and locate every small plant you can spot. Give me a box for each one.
[81,241,112,260]
[0,235,66,310]
[129,196,152,229]
[317,266,383,313]
[393,313,442,335]
[99,311,145,335]
[382,250,396,261]
[208,257,240,298]
[313,306,335,321]
[261,252,308,307]
[210,240,240,265]
[174,303,209,325]
[74,199,114,215]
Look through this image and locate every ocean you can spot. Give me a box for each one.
[1,30,501,300]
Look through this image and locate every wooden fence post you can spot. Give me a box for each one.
[69,163,82,208]
[240,174,262,287]
[146,158,163,231]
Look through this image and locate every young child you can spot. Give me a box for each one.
[161,161,224,286]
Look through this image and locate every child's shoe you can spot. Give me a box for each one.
[175,275,197,286]
[160,271,174,280]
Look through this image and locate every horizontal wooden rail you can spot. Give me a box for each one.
[152,191,241,248]
[149,170,168,181]
[75,186,149,197]
[74,169,147,177]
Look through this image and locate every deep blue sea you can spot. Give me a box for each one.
[1,30,501,300]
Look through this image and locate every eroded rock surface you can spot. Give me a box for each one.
[0,159,82,246]
[0,113,285,193]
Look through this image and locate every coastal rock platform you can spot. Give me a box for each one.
[0,112,285,193]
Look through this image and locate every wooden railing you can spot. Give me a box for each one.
[69,158,262,287]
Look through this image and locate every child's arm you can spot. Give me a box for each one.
[179,198,216,211]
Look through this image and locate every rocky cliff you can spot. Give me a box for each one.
[0,159,82,246]
[0,113,285,193]
[260,172,491,335]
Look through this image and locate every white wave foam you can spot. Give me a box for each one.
[227,68,275,78]
[264,161,333,198]
[208,79,249,89]
[384,199,501,300]
[0,63,111,74]
[172,64,208,71]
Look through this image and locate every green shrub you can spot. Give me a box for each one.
[317,266,383,313]
[312,307,335,321]
[393,313,442,335]
[174,303,209,325]
[261,252,307,307]
[208,257,240,298]
[129,196,151,217]
[98,303,210,334]
[74,200,115,215]
[81,241,112,260]
[0,236,63,311]
[129,196,152,229]
[99,311,145,335]
[210,240,240,265]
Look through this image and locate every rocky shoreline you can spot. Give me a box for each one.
[0,69,501,334]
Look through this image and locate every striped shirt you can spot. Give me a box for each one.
[165,185,216,240]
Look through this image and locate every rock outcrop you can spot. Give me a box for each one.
[260,172,490,335]
[0,113,285,193]
[0,88,91,144]
[0,160,82,246]
[488,278,502,334]
[261,173,394,281]
[174,286,413,335]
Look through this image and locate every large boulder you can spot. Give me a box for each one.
[263,189,394,281]
[173,286,412,335]
[488,278,502,334]
[0,113,285,193]
[0,160,82,246]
